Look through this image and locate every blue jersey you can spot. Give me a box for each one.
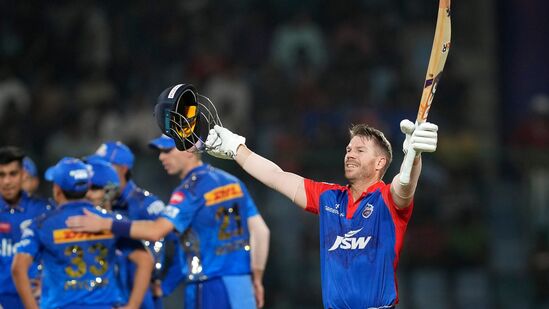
[113,180,168,308]
[159,232,186,296]
[304,180,413,309]
[113,180,165,221]
[160,164,259,282]
[16,200,143,308]
[0,192,51,296]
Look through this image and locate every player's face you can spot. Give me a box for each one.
[86,188,106,206]
[0,161,24,202]
[22,172,39,195]
[158,148,182,176]
[159,148,197,178]
[344,136,382,182]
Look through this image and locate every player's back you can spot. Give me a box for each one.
[169,164,258,281]
[30,201,124,308]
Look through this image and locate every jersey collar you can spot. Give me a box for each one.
[180,163,209,184]
[118,179,137,204]
[365,180,385,194]
[0,191,29,213]
[59,200,95,209]
[347,180,386,197]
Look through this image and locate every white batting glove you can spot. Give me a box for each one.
[204,125,246,160]
[400,119,438,156]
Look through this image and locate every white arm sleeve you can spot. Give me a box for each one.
[391,155,422,209]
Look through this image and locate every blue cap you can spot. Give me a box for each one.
[45,157,91,193]
[88,141,134,168]
[23,156,38,177]
[87,160,120,189]
[148,134,176,150]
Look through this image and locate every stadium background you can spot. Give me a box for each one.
[1,0,548,308]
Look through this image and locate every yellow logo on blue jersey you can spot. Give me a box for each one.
[204,183,243,206]
[53,229,113,244]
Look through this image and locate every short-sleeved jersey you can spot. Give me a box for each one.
[16,200,143,308]
[304,179,413,309]
[0,192,51,295]
[160,164,259,282]
[113,180,165,221]
[112,180,168,308]
[159,232,186,296]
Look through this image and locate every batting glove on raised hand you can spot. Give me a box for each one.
[204,125,246,160]
[400,119,438,156]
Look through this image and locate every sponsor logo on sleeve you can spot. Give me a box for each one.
[147,201,166,215]
[169,192,185,204]
[162,205,180,219]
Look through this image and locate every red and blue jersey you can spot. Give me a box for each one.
[304,179,413,309]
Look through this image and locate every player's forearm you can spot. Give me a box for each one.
[249,216,270,276]
[392,155,422,208]
[235,145,307,207]
[110,218,172,241]
[127,250,154,308]
[11,258,39,309]
[130,220,166,241]
[127,218,174,242]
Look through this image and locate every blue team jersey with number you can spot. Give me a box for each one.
[16,200,143,308]
[160,164,259,282]
[0,192,51,295]
[304,179,413,309]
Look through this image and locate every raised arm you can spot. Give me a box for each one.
[206,125,307,209]
[390,120,438,209]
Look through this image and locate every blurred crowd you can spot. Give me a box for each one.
[1,0,547,308]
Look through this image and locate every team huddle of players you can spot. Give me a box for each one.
[0,137,270,309]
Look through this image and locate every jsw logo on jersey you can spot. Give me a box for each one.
[328,228,372,251]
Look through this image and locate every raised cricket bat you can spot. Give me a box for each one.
[399,0,451,185]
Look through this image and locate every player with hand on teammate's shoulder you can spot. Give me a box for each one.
[203,118,437,308]
[66,84,271,309]
[12,157,153,309]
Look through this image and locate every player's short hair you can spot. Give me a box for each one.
[124,169,132,181]
[62,189,88,200]
[349,124,393,177]
[0,146,25,167]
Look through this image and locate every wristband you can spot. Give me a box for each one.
[111,218,132,237]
